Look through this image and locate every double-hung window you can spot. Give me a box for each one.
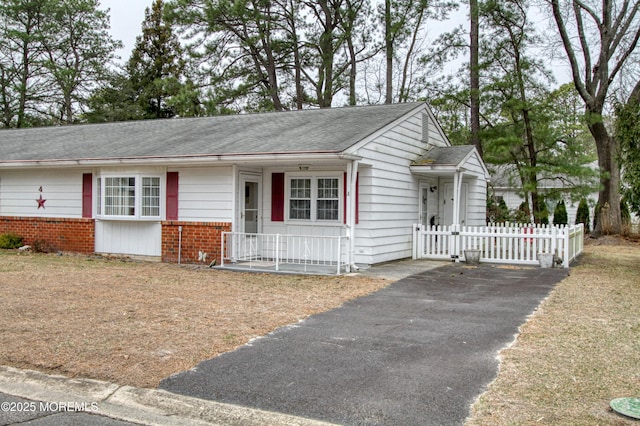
[97,175,162,219]
[288,175,340,222]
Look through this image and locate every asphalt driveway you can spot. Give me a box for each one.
[160,263,568,425]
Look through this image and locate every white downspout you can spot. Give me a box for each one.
[453,169,461,226]
[347,160,359,272]
[452,169,464,262]
[231,164,238,233]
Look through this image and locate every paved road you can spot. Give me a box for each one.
[161,264,568,425]
[0,392,137,425]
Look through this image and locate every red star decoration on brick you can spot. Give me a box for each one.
[36,194,47,209]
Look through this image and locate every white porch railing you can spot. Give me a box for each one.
[413,223,584,268]
[221,232,349,275]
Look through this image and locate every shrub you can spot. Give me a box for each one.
[575,198,591,233]
[553,200,568,225]
[536,196,549,225]
[0,233,24,249]
[31,239,57,253]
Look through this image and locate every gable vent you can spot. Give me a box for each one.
[422,112,430,144]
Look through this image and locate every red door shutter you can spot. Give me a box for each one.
[343,172,359,224]
[166,172,179,221]
[271,172,285,222]
[82,173,92,218]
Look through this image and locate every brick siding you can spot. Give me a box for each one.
[0,216,95,253]
[161,221,232,264]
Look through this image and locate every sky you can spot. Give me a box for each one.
[101,0,151,62]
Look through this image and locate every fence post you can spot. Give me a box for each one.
[275,234,280,271]
[450,224,460,262]
[412,224,418,260]
[563,226,570,268]
[221,232,226,268]
[337,236,342,275]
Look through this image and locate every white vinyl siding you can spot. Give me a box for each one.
[354,111,425,264]
[175,166,233,222]
[95,220,161,257]
[0,169,84,218]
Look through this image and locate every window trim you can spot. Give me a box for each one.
[96,174,165,221]
[285,172,342,223]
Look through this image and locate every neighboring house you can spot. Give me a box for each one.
[0,102,489,268]
[490,164,598,226]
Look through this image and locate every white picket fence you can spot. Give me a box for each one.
[413,223,584,268]
[221,232,349,274]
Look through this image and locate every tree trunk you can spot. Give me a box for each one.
[384,0,392,104]
[590,118,622,234]
[469,0,481,157]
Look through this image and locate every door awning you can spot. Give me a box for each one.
[410,145,489,180]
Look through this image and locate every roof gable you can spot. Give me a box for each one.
[0,103,425,164]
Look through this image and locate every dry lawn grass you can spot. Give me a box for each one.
[0,252,389,388]
[467,237,640,425]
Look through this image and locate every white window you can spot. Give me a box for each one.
[288,175,340,222]
[97,175,162,219]
[290,178,311,219]
[316,178,339,220]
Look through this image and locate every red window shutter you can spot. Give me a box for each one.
[343,172,359,224]
[82,173,92,218]
[271,172,285,222]
[166,172,179,221]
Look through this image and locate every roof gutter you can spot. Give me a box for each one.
[0,151,362,169]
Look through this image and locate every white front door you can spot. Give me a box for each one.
[419,180,440,227]
[240,174,261,234]
[443,182,468,225]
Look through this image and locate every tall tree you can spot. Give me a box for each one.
[302,0,349,108]
[0,0,48,128]
[379,0,457,104]
[615,80,640,216]
[167,0,293,112]
[128,0,185,118]
[469,0,481,157]
[41,0,122,123]
[549,0,640,234]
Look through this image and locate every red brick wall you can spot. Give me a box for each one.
[0,217,95,253]
[161,221,232,264]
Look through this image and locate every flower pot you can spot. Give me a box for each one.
[538,252,555,268]
[464,249,481,265]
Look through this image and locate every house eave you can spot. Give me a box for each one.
[410,164,458,176]
[0,151,361,169]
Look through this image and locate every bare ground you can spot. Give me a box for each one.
[0,253,389,388]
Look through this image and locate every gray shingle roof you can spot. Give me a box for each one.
[0,102,424,163]
[412,145,475,166]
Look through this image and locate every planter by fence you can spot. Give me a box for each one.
[464,249,481,264]
[538,252,555,268]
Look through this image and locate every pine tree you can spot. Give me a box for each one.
[575,198,590,233]
[127,0,184,118]
[553,200,568,225]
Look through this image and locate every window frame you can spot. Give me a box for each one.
[96,174,164,220]
[285,173,342,223]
